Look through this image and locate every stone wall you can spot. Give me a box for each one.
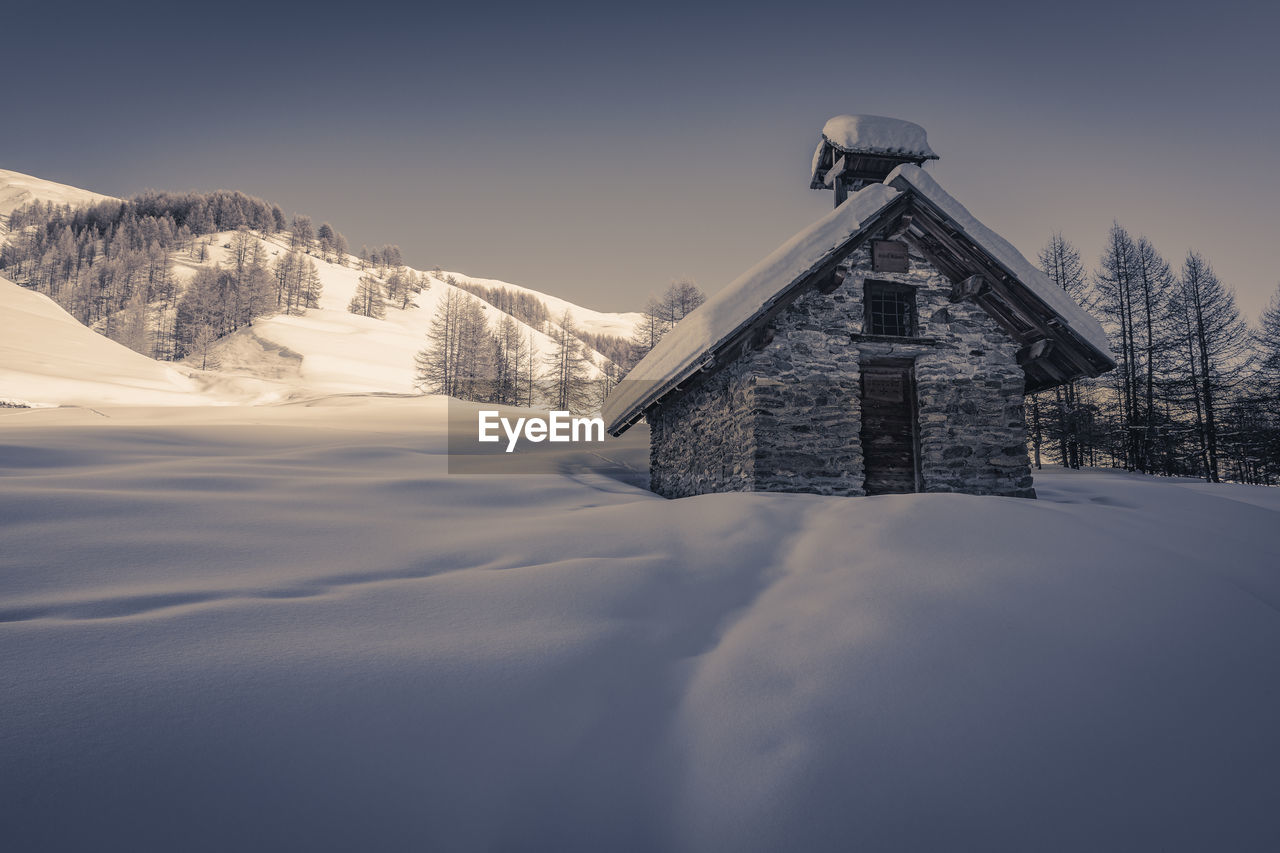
[744,293,866,496]
[646,360,756,498]
[646,228,1036,499]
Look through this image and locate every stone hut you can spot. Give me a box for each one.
[602,115,1115,499]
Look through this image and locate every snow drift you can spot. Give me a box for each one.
[2,399,1278,851]
[0,275,225,407]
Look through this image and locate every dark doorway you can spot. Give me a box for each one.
[860,360,921,494]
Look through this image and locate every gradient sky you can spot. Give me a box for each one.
[5,0,1278,320]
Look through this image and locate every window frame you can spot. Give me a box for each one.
[863,279,917,338]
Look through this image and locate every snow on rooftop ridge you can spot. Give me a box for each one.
[603,184,902,433]
[884,164,1112,357]
[821,115,938,160]
[810,140,829,185]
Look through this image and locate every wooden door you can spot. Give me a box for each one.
[860,361,920,494]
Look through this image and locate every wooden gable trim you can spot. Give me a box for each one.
[901,198,1112,385]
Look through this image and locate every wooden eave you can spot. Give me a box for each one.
[899,195,1115,393]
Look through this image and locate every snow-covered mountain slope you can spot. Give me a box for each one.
[0,275,269,407]
[442,270,645,339]
[183,231,620,398]
[0,167,115,221]
[2,401,1278,850]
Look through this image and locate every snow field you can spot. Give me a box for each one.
[2,399,1279,851]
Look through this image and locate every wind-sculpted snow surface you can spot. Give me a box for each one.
[2,398,1280,851]
[0,276,232,407]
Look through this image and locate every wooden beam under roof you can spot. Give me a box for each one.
[823,155,846,187]
[903,199,1110,380]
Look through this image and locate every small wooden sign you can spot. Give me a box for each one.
[864,372,904,402]
[871,240,908,273]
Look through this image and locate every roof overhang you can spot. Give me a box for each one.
[891,200,1114,393]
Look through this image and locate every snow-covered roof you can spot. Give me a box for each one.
[603,185,902,432]
[604,167,1113,435]
[822,115,938,160]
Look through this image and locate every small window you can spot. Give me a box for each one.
[865,281,916,337]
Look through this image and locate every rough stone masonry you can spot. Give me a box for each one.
[646,234,1035,499]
